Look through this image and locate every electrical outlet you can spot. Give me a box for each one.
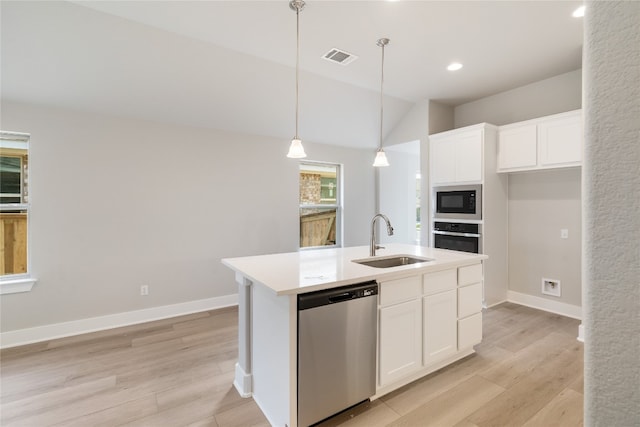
[140,285,149,296]
[561,229,569,239]
[541,278,561,297]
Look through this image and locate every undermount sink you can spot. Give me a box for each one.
[352,255,433,269]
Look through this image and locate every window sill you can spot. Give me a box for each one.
[0,277,37,294]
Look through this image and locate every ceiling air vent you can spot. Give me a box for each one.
[322,48,358,66]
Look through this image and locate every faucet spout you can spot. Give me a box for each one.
[370,214,394,257]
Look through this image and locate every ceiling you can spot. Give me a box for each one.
[0,1,583,150]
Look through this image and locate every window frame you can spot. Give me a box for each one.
[0,131,36,294]
[298,160,343,250]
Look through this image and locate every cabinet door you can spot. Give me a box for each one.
[498,124,537,171]
[430,138,456,185]
[455,131,483,182]
[539,113,582,167]
[423,290,457,366]
[379,299,422,387]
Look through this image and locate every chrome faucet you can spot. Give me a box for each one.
[370,214,394,256]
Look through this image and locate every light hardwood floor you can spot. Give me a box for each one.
[0,302,583,427]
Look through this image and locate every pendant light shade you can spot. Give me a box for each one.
[373,148,390,167]
[287,138,306,158]
[287,0,307,159]
[373,38,390,167]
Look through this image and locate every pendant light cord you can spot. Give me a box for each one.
[379,42,385,150]
[295,4,300,140]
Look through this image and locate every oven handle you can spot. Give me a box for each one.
[433,230,481,238]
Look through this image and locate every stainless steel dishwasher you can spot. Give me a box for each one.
[297,281,378,427]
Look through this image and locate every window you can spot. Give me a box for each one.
[1,131,34,293]
[299,162,341,248]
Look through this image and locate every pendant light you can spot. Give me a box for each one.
[287,0,307,159]
[373,38,390,167]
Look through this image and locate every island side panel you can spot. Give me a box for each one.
[234,273,253,397]
[251,281,296,427]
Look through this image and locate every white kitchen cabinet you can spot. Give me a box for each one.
[538,112,582,167]
[497,110,582,172]
[430,128,484,185]
[377,263,483,391]
[378,299,422,387]
[458,312,482,349]
[457,262,483,350]
[497,124,537,170]
[423,289,457,365]
[431,137,457,184]
[429,123,508,308]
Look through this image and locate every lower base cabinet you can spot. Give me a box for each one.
[378,299,422,386]
[378,263,483,391]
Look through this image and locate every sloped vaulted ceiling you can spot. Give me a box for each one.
[0,1,583,149]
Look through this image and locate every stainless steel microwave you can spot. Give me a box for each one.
[433,185,482,220]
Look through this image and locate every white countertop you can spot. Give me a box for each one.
[222,244,487,296]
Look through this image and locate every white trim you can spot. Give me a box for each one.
[0,277,37,294]
[484,298,508,309]
[577,323,585,342]
[507,290,582,319]
[0,294,238,349]
[234,362,253,398]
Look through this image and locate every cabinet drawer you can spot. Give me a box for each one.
[458,312,482,349]
[458,263,482,286]
[423,269,456,296]
[380,276,421,307]
[458,283,483,319]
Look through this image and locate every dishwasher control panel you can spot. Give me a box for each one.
[297,281,378,310]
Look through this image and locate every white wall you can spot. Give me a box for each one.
[381,99,431,245]
[454,69,582,127]
[508,169,582,307]
[583,1,640,424]
[0,101,375,334]
[378,142,420,245]
[384,100,429,148]
[428,101,454,135]
[453,70,583,311]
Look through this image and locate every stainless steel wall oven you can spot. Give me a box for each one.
[433,222,482,254]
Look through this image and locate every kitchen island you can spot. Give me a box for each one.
[222,244,487,427]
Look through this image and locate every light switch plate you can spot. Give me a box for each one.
[561,229,569,239]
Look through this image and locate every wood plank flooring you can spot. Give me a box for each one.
[0,302,583,426]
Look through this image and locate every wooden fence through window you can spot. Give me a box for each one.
[1,213,27,275]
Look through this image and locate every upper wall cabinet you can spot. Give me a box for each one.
[497,110,582,173]
[430,126,489,185]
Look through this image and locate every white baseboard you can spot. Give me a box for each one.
[234,362,253,398]
[577,323,585,342]
[507,290,582,320]
[0,294,238,349]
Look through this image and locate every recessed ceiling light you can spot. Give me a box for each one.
[447,62,463,71]
[572,5,585,17]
